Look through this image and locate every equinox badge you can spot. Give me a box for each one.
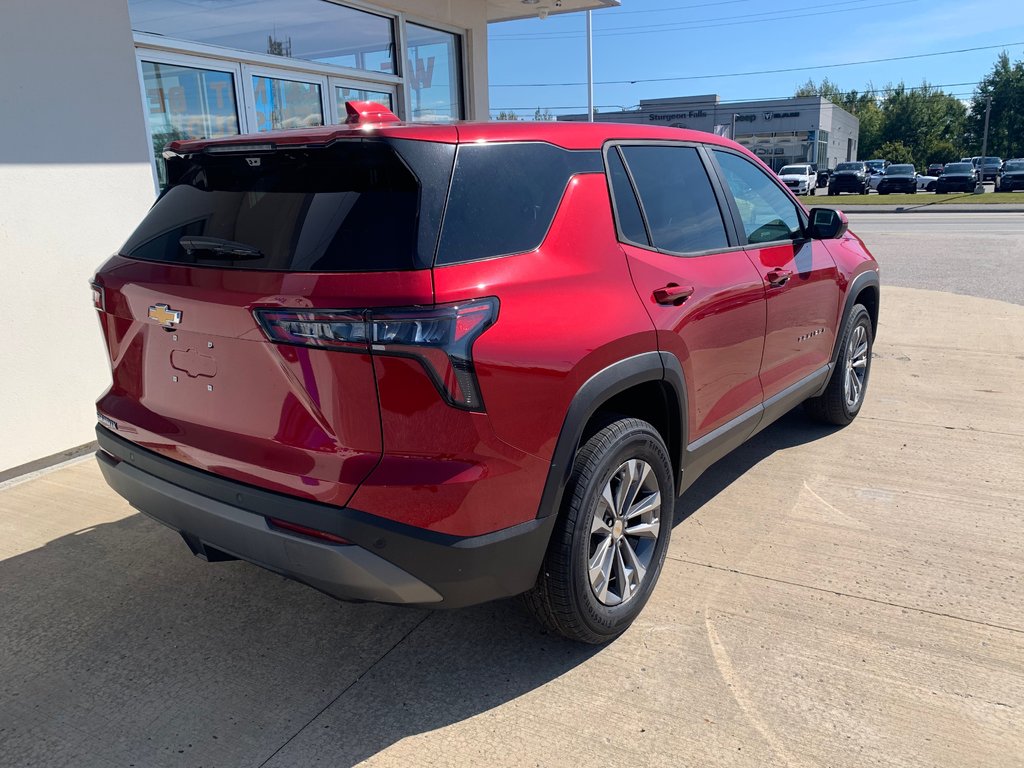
[148,303,182,328]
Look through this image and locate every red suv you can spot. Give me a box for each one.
[92,103,879,643]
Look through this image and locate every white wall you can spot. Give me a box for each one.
[0,0,156,470]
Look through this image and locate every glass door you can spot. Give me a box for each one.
[138,53,244,188]
[241,64,328,132]
[328,77,398,122]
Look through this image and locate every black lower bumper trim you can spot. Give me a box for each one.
[96,427,555,608]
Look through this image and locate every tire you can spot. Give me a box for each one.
[878,190,888,195]
[523,418,675,644]
[828,187,837,196]
[804,303,873,426]
[927,182,936,191]
[909,188,916,194]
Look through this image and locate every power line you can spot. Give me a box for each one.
[490,42,1024,87]
[491,0,913,39]
[490,91,980,114]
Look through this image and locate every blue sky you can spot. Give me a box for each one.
[487,0,1024,117]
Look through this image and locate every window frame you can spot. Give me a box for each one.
[132,0,469,192]
[707,146,811,247]
[602,140,744,259]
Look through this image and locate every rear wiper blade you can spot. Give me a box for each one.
[179,235,263,260]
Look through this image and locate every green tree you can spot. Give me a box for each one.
[969,51,1024,159]
[494,110,519,121]
[876,140,915,165]
[533,107,556,121]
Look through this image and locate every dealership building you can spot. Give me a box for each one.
[561,94,860,171]
[0,0,616,474]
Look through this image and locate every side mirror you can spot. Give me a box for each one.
[807,208,849,240]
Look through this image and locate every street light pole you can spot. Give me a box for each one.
[586,10,594,122]
[731,112,737,140]
[975,95,992,194]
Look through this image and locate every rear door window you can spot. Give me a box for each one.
[618,145,729,254]
[436,143,602,265]
[122,139,452,272]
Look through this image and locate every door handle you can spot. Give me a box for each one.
[653,284,695,305]
[765,268,793,287]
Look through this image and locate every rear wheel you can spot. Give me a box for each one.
[804,303,873,426]
[524,418,674,644]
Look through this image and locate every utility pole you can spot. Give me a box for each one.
[975,96,992,194]
[731,113,737,140]
[586,10,594,122]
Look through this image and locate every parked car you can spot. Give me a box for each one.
[865,159,889,175]
[935,162,978,193]
[90,103,879,644]
[977,156,1003,182]
[828,161,871,194]
[916,173,938,192]
[777,163,817,195]
[927,163,945,177]
[876,164,918,194]
[997,158,1024,191]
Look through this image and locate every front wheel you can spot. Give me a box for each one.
[804,303,873,426]
[523,418,675,644]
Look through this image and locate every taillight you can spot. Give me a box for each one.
[254,298,498,411]
[90,281,105,311]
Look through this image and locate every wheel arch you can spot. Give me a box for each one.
[832,270,880,368]
[534,352,687,520]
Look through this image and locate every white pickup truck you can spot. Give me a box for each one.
[777,164,816,196]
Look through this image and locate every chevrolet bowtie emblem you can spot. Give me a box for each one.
[148,303,182,328]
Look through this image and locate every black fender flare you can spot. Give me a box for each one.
[535,351,688,519]
[831,270,880,366]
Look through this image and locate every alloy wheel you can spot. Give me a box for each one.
[588,459,662,606]
[844,323,869,409]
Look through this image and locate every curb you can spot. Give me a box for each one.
[821,204,1024,214]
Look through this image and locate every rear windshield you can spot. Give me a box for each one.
[121,139,453,272]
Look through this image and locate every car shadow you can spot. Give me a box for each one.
[673,409,840,527]
[0,411,834,766]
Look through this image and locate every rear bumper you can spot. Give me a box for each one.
[96,427,554,609]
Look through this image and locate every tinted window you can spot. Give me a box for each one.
[946,163,973,173]
[123,140,447,272]
[886,164,915,175]
[437,143,602,264]
[714,150,803,245]
[835,162,863,171]
[607,148,649,245]
[619,145,728,254]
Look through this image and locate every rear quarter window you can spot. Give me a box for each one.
[436,142,603,265]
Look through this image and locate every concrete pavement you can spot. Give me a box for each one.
[2,286,1023,767]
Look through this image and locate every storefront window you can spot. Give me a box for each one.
[141,61,240,188]
[252,75,324,131]
[335,86,394,114]
[406,23,462,122]
[129,0,394,75]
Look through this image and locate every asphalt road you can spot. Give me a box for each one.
[848,212,1024,305]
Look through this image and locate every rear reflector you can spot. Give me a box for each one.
[267,517,351,545]
[254,298,498,411]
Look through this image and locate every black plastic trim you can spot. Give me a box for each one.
[95,427,555,609]
[534,351,688,518]
[827,270,880,377]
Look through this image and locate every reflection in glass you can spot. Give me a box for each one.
[252,76,323,131]
[335,86,393,116]
[141,61,240,188]
[406,23,462,122]
[129,0,394,74]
